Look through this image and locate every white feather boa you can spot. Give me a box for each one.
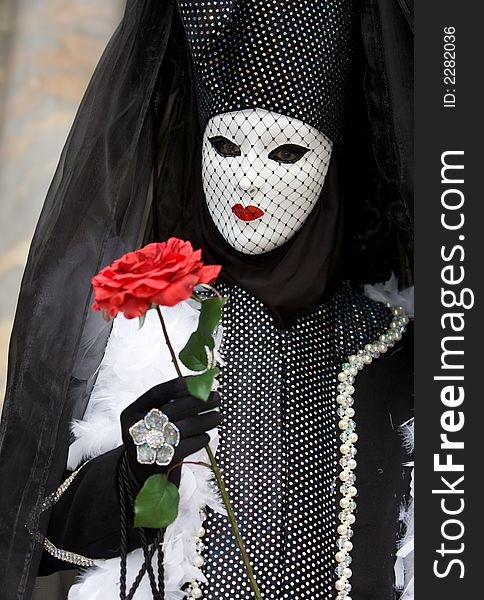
[364,274,415,319]
[67,301,225,599]
[395,419,415,600]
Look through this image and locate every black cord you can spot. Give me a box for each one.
[118,453,165,599]
[123,461,161,597]
[119,459,128,600]
[157,532,165,597]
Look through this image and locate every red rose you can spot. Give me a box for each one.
[91,238,221,318]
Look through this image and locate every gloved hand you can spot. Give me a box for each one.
[121,377,221,488]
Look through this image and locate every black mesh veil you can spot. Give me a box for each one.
[0,2,198,596]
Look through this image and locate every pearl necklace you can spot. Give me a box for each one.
[186,515,207,599]
[188,303,409,600]
[334,304,409,600]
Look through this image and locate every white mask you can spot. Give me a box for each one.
[202,108,333,254]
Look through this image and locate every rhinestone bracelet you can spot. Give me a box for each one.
[27,461,96,568]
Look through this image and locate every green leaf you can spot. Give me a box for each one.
[186,367,220,401]
[198,297,228,341]
[134,474,180,529]
[179,296,229,370]
[138,313,147,329]
[178,331,209,372]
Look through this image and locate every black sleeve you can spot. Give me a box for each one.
[38,446,142,576]
[350,320,414,600]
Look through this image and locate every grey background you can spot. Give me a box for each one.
[0,0,123,406]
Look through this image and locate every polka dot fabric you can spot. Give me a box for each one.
[200,283,392,599]
[177,0,356,142]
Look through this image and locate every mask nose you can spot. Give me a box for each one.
[238,175,258,195]
[237,154,263,196]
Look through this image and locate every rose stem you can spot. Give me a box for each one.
[156,301,262,599]
[205,445,263,600]
[156,306,183,378]
[167,461,212,475]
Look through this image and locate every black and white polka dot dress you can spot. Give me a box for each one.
[201,283,391,599]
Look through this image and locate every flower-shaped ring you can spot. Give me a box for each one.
[129,408,181,466]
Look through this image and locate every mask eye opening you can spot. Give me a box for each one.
[268,144,310,164]
[208,136,242,157]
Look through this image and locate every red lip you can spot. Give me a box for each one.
[231,204,265,222]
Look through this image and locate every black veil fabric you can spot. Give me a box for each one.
[0,1,413,598]
[0,2,199,597]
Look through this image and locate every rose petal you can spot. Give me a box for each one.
[122,298,151,319]
[151,273,199,306]
[198,264,222,284]
[91,239,221,316]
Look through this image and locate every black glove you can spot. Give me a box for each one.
[121,377,221,488]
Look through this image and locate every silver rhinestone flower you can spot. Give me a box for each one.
[129,408,181,466]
